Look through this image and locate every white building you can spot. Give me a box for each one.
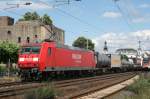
[115,48,138,58]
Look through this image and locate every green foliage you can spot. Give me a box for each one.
[25,85,56,99]
[19,12,53,25]
[9,66,18,72]
[0,41,19,63]
[19,12,40,21]
[127,77,150,94]
[121,54,129,61]
[0,65,7,72]
[72,36,95,50]
[41,14,53,25]
[125,76,150,99]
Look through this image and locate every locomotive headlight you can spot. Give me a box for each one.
[33,57,39,61]
[19,58,25,62]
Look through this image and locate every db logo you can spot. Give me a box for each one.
[72,54,82,60]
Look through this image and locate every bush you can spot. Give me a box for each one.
[126,77,150,94]
[0,41,19,63]
[125,76,150,99]
[25,85,56,99]
[0,65,7,72]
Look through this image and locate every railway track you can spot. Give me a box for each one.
[0,81,25,87]
[0,82,46,98]
[53,72,137,99]
[0,72,137,99]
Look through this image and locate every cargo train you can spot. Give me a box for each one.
[18,41,135,81]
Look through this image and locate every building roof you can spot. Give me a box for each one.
[115,48,138,56]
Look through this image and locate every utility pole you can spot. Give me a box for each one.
[86,38,88,49]
[138,40,141,50]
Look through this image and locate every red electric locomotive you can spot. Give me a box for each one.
[18,41,96,80]
[142,57,150,70]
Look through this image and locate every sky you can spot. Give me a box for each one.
[0,0,150,52]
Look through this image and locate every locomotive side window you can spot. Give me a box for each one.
[48,48,51,55]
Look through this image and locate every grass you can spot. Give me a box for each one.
[25,84,56,99]
[0,65,7,72]
[125,76,150,99]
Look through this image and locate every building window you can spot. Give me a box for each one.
[34,35,38,43]
[7,31,11,35]
[35,35,37,38]
[27,37,30,43]
[18,37,21,43]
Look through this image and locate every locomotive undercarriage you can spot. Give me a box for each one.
[19,68,42,81]
[20,69,99,81]
[19,67,137,81]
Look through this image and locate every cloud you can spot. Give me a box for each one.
[102,11,122,18]
[92,30,150,53]
[132,17,146,23]
[131,15,150,23]
[114,1,149,23]
[140,4,150,8]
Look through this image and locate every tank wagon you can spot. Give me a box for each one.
[95,53,111,68]
[18,41,134,81]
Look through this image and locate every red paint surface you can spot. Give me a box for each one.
[18,41,96,71]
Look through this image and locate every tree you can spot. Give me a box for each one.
[19,12,40,21]
[19,12,53,25]
[41,14,53,25]
[0,42,19,63]
[121,54,129,61]
[72,36,95,50]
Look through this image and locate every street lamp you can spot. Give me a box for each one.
[83,31,89,50]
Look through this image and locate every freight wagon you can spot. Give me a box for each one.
[18,41,134,81]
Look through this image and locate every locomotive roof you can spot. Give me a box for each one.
[21,43,41,47]
[21,42,92,52]
[56,42,91,52]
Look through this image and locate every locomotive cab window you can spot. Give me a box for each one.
[32,47,41,54]
[21,46,40,54]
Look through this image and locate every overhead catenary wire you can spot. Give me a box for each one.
[11,0,106,36]
[0,2,56,40]
[1,0,149,50]
[113,0,134,32]
[112,0,150,50]
[37,0,106,34]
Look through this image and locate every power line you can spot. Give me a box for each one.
[56,8,102,31]
[0,2,56,41]
[37,0,105,33]
[112,0,150,50]
[113,0,134,31]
